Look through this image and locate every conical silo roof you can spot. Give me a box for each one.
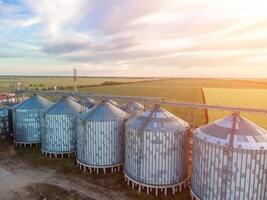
[78,97,96,108]
[127,105,189,132]
[80,100,127,121]
[195,112,267,149]
[46,96,84,115]
[122,101,144,112]
[107,99,119,107]
[15,94,52,110]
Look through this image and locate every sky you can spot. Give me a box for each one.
[0,0,267,77]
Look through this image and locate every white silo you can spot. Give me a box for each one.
[13,94,52,146]
[191,112,267,200]
[76,100,128,174]
[122,101,144,117]
[41,96,85,157]
[78,97,96,109]
[125,105,190,195]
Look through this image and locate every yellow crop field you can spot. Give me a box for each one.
[203,88,267,129]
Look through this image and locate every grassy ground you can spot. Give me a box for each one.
[79,78,267,127]
[3,77,267,127]
[203,88,267,129]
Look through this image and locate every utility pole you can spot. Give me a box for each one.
[73,68,78,93]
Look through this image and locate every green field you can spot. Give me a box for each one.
[79,78,267,127]
[2,77,267,127]
[203,88,267,129]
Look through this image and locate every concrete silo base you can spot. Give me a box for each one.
[124,173,188,196]
[190,187,202,200]
[14,140,40,148]
[41,149,76,158]
[76,159,123,174]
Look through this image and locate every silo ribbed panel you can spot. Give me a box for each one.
[191,113,267,200]
[13,110,41,143]
[0,108,8,135]
[41,114,77,153]
[77,120,124,166]
[191,135,267,200]
[125,127,188,186]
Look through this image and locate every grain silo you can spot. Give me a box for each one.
[122,101,144,117]
[76,100,128,174]
[125,105,190,195]
[108,99,119,107]
[41,96,85,158]
[78,97,96,108]
[0,107,8,136]
[13,94,52,146]
[191,112,267,200]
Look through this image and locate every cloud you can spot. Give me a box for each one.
[1,0,267,76]
[0,52,21,58]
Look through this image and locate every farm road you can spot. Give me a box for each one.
[0,142,130,200]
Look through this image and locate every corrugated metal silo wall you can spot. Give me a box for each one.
[0,108,8,135]
[76,120,125,166]
[41,114,77,153]
[125,127,188,185]
[13,110,41,143]
[191,135,267,200]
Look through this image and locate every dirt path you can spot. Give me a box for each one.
[0,159,130,200]
[0,137,131,200]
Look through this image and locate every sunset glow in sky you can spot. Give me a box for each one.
[0,0,267,77]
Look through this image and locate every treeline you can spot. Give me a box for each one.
[24,79,170,91]
[25,81,126,91]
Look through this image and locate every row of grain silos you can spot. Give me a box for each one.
[10,94,267,199]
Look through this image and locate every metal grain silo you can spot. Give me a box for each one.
[122,101,144,117]
[13,94,52,146]
[125,105,190,196]
[41,96,85,158]
[76,100,128,174]
[78,97,96,108]
[0,107,8,136]
[191,112,267,200]
[108,99,119,107]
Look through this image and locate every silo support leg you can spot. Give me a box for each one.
[156,188,158,196]
[164,188,167,196]
[138,185,141,193]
